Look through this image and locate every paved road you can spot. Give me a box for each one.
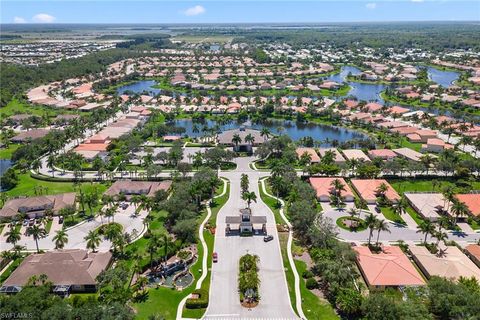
[205,157,298,319]
[322,208,480,246]
[2,205,147,252]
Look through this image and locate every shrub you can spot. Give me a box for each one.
[302,270,314,279]
[186,288,209,309]
[305,278,317,290]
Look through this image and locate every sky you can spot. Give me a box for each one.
[1,1,479,24]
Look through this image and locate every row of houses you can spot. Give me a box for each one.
[307,176,480,220]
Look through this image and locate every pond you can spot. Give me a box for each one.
[325,65,387,103]
[116,80,162,96]
[174,119,368,144]
[0,159,12,176]
[425,66,460,87]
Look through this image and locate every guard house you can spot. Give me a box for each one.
[225,208,267,235]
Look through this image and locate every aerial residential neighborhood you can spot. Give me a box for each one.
[1,1,480,319]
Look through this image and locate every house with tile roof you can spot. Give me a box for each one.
[354,246,425,290]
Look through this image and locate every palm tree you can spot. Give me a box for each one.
[244,133,255,146]
[330,179,346,197]
[434,230,448,247]
[375,219,390,244]
[84,230,101,252]
[240,174,249,196]
[53,229,68,249]
[450,200,469,225]
[31,159,41,173]
[242,191,257,209]
[416,220,436,244]
[364,213,378,245]
[47,155,56,177]
[347,208,359,220]
[392,196,408,217]
[27,224,47,253]
[5,226,21,246]
[147,234,160,269]
[260,127,270,141]
[231,133,242,149]
[375,183,389,200]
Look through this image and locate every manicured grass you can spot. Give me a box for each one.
[405,206,425,225]
[209,180,230,226]
[4,173,109,197]
[468,219,480,230]
[0,257,24,285]
[45,219,53,233]
[336,216,367,232]
[388,177,480,194]
[295,259,339,320]
[279,232,299,317]
[380,206,406,225]
[0,144,20,159]
[258,179,283,224]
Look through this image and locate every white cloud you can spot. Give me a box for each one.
[366,3,377,9]
[13,16,26,24]
[183,5,206,16]
[32,13,56,23]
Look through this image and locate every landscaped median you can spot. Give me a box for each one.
[238,253,261,308]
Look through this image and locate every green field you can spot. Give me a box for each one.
[4,173,109,197]
[0,144,20,160]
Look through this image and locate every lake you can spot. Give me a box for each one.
[174,119,368,143]
[426,67,460,87]
[115,65,461,108]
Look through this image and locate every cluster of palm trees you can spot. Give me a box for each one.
[416,219,449,249]
[329,178,346,208]
[364,213,391,246]
[240,174,257,209]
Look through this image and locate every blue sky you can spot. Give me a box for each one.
[1,1,479,24]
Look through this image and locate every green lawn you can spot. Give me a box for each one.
[135,181,229,320]
[0,257,24,285]
[388,177,480,194]
[4,173,109,197]
[0,144,20,160]
[279,232,299,317]
[258,179,284,223]
[380,207,406,225]
[295,259,339,320]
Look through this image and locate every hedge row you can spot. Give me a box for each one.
[185,288,209,309]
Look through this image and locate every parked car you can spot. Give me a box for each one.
[212,252,218,263]
[374,206,381,213]
[58,216,64,224]
[264,235,274,242]
[22,219,28,227]
[121,203,129,210]
[29,218,35,226]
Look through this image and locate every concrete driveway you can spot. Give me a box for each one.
[205,157,297,319]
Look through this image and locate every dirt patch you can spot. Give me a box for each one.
[298,251,314,269]
[241,300,259,308]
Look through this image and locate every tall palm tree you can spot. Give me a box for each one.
[84,230,101,252]
[392,196,408,216]
[260,127,270,141]
[242,191,257,209]
[375,219,390,244]
[450,200,469,225]
[53,229,68,249]
[147,234,160,269]
[231,133,242,149]
[244,133,255,146]
[27,224,47,253]
[5,226,21,246]
[416,220,436,244]
[364,213,378,245]
[375,183,389,200]
[47,155,56,177]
